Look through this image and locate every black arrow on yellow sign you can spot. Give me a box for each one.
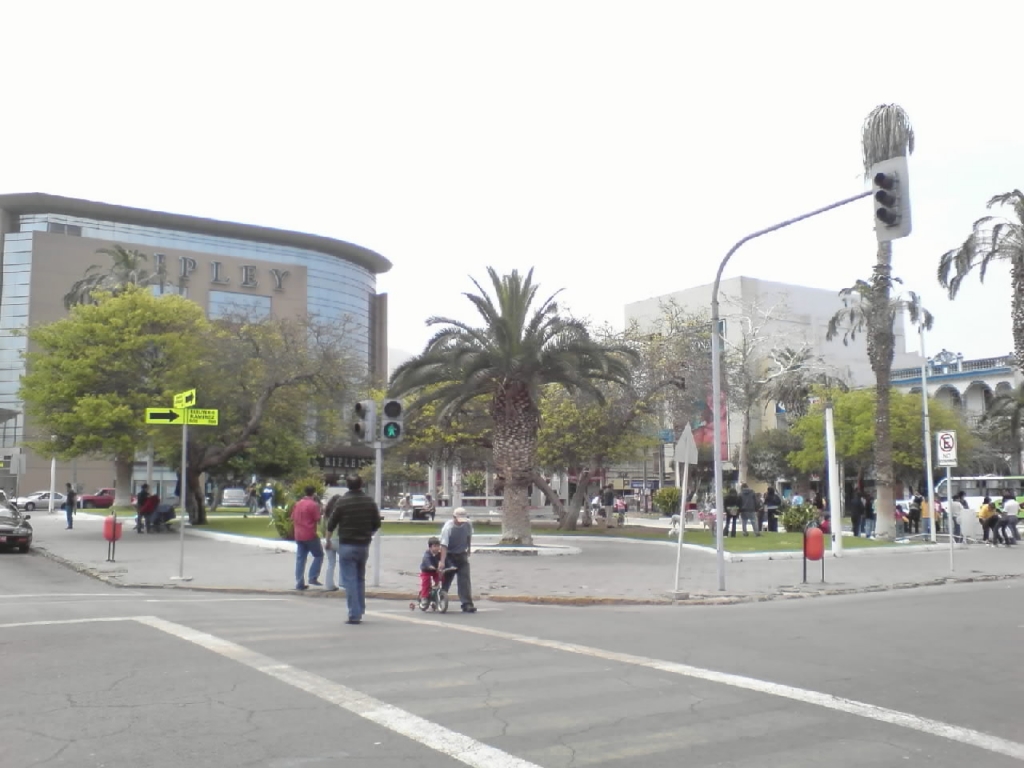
[146,408,183,424]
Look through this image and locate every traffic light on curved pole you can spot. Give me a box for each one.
[869,155,911,243]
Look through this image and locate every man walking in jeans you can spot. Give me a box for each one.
[438,507,476,613]
[326,475,381,624]
[290,486,323,590]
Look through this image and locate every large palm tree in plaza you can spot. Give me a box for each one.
[938,190,1024,370]
[855,104,916,534]
[389,268,633,545]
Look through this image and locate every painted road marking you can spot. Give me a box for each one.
[135,616,542,768]
[0,593,143,599]
[143,598,288,604]
[0,617,136,629]
[372,611,1024,762]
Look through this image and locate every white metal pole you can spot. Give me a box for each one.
[711,310,726,591]
[373,440,383,587]
[673,459,690,592]
[947,465,954,572]
[172,422,191,581]
[825,403,843,556]
[920,326,937,543]
[48,436,56,515]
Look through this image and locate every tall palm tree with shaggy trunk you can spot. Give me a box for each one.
[389,268,634,545]
[827,275,932,535]
[858,104,915,533]
[938,190,1024,370]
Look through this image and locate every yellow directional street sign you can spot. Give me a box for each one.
[146,407,185,425]
[185,408,219,426]
[173,388,197,409]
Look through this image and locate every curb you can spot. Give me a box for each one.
[31,546,1024,607]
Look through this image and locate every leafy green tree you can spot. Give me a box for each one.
[150,314,362,523]
[846,103,916,532]
[63,245,173,310]
[389,268,633,545]
[788,388,972,494]
[979,388,1024,474]
[746,428,805,485]
[938,190,1024,370]
[536,384,658,529]
[21,288,208,505]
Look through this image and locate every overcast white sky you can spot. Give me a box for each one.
[3,1,1022,364]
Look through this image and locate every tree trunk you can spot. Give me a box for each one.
[491,383,539,546]
[113,457,134,507]
[558,470,592,531]
[531,471,565,522]
[186,467,207,525]
[870,243,896,537]
[1011,261,1024,372]
[738,409,751,484]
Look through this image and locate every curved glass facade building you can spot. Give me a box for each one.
[0,193,391,495]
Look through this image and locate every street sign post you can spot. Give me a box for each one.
[936,430,958,468]
[143,389,221,582]
[673,424,698,594]
[936,430,958,572]
[173,389,197,409]
[146,408,184,424]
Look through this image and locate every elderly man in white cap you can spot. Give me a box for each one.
[438,507,476,613]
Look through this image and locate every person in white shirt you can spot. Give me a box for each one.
[1001,495,1020,543]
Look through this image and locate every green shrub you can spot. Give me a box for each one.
[270,475,327,540]
[780,503,818,533]
[653,487,682,515]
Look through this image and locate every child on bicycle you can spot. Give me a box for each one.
[419,537,443,609]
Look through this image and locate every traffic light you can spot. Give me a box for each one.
[352,400,377,443]
[869,156,911,242]
[381,399,403,442]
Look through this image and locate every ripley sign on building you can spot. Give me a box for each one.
[153,253,292,292]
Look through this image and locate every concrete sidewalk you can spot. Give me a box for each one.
[24,508,1024,605]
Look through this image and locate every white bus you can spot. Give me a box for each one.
[931,475,1024,539]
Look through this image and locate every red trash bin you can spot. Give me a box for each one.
[103,515,123,542]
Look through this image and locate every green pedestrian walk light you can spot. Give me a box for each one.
[381,399,404,442]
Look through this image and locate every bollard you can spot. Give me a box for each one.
[802,524,824,584]
[103,513,123,562]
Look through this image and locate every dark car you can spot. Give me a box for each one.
[0,506,32,553]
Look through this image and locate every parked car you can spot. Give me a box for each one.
[79,488,117,509]
[0,505,32,552]
[14,491,66,512]
[220,488,249,508]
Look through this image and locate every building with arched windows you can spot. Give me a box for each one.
[891,349,1020,426]
[0,193,391,496]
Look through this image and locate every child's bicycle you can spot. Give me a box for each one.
[409,566,458,613]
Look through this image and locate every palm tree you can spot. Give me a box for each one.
[827,275,932,535]
[389,268,634,545]
[856,104,916,533]
[981,387,1024,474]
[938,190,1024,370]
[63,245,170,309]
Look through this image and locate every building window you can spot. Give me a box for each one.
[208,290,271,320]
[45,223,82,236]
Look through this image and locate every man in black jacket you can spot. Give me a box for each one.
[325,475,381,624]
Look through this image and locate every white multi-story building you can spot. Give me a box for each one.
[624,276,924,463]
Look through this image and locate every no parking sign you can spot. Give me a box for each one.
[936,430,958,467]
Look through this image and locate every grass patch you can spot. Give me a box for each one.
[199,517,898,553]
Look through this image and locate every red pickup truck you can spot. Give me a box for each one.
[78,488,116,509]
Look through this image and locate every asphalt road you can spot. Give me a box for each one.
[3,551,1023,767]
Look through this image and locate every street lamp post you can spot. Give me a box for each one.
[919,324,937,543]
[48,435,57,515]
[711,189,872,590]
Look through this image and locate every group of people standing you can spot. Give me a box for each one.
[288,476,477,625]
[722,484,783,536]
